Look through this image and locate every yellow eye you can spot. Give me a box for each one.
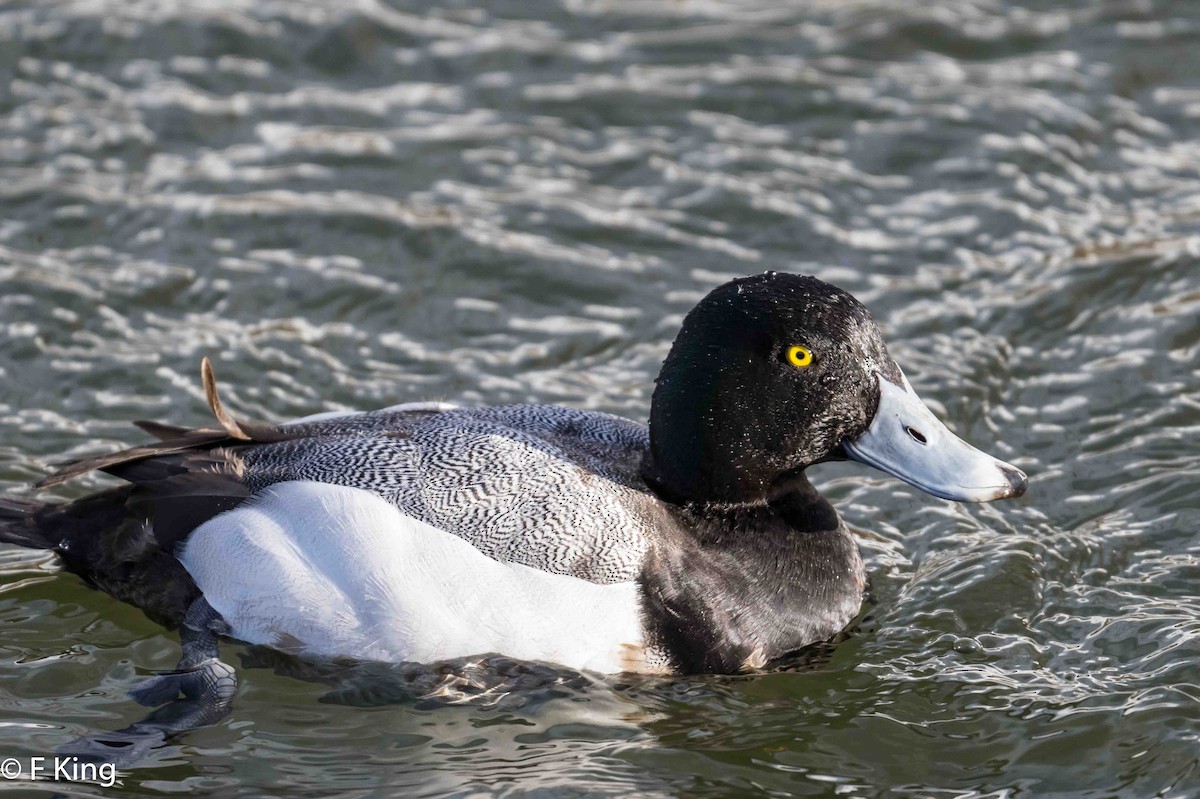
[786,345,813,368]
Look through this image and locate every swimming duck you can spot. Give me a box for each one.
[0,272,1025,709]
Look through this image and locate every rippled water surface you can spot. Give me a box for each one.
[2,0,1199,796]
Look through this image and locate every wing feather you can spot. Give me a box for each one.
[36,357,296,489]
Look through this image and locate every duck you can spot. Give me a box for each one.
[0,272,1026,713]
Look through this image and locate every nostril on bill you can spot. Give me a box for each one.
[905,425,927,445]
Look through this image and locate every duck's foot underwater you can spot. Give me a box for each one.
[60,598,237,768]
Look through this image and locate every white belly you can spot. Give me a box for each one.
[179,481,652,674]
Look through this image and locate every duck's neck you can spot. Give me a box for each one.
[641,349,798,505]
[638,442,783,506]
[638,475,867,674]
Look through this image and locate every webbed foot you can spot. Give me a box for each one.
[59,598,237,767]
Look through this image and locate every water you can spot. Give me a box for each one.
[1,0,1198,795]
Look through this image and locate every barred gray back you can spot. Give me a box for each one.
[238,405,658,584]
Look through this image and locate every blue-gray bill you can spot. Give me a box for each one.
[843,372,1027,502]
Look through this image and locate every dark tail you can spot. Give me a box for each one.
[0,496,55,550]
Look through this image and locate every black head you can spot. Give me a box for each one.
[642,272,899,503]
[641,271,1028,506]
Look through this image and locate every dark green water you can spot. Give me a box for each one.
[1,0,1199,796]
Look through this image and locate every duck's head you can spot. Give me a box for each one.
[642,272,1027,505]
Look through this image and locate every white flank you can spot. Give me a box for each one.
[179,481,647,674]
